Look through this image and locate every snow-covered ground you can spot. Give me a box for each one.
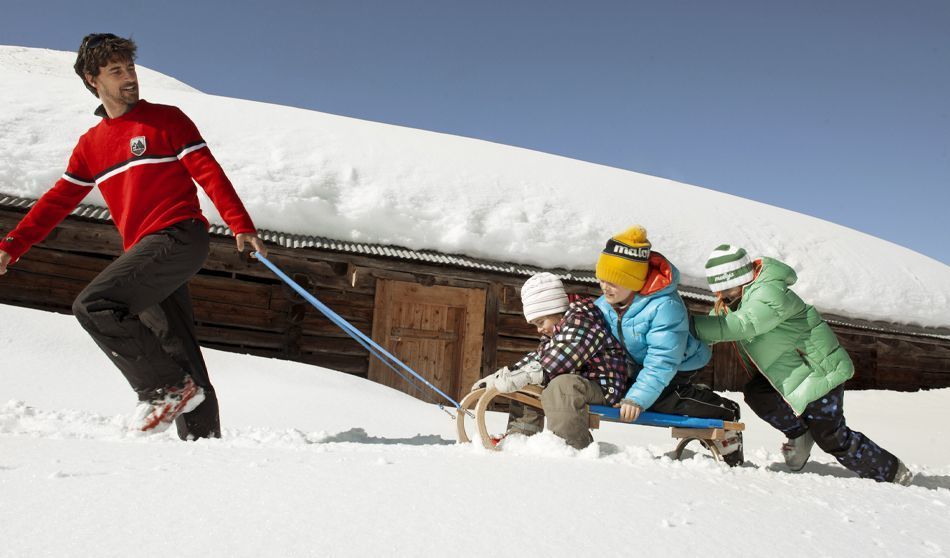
[1,45,948,329]
[1,303,949,558]
[1,43,948,555]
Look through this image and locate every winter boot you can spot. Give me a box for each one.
[781,430,815,471]
[490,427,538,448]
[891,460,914,486]
[713,430,744,467]
[130,375,205,434]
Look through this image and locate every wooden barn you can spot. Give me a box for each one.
[2,193,950,405]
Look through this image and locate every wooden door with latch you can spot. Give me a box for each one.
[369,279,486,402]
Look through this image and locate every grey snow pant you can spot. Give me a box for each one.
[506,375,606,449]
[71,219,219,439]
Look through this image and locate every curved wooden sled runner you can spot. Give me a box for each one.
[456,385,745,463]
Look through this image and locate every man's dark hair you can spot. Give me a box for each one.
[73,33,138,98]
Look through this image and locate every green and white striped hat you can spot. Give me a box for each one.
[705,244,755,292]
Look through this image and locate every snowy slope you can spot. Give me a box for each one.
[2,304,950,558]
[1,44,948,329]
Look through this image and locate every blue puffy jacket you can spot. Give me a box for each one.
[595,253,712,409]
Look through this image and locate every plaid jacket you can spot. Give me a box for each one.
[512,297,628,405]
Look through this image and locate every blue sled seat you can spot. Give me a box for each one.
[588,405,727,429]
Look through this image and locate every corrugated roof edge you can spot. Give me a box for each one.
[3,192,948,341]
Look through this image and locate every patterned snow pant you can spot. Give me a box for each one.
[71,219,220,440]
[743,373,900,482]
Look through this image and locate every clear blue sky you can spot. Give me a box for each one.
[4,0,949,264]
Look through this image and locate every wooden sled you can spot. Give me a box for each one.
[456,385,745,463]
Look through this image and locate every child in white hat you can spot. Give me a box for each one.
[472,272,627,449]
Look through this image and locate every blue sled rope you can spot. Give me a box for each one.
[588,405,725,429]
[254,252,463,411]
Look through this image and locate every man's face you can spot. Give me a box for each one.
[86,57,138,107]
[599,279,634,305]
[529,315,561,338]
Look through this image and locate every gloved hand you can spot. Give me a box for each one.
[471,367,508,392]
[471,361,544,393]
[493,360,544,393]
[616,398,643,423]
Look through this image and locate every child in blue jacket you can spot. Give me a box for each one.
[595,226,744,465]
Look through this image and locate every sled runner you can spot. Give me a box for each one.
[457,385,745,463]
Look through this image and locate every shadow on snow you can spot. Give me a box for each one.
[314,427,455,446]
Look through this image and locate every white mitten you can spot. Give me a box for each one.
[471,367,509,392]
[493,360,544,393]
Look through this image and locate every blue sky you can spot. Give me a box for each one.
[4,0,949,264]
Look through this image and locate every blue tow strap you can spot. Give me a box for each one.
[254,253,725,430]
[589,405,726,429]
[254,252,464,411]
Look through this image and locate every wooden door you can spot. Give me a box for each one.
[369,280,486,402]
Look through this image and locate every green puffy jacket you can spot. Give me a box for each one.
[693,257,854,415]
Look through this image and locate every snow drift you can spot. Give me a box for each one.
[2,304,950,557]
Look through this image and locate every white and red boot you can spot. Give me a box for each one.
[130,375,205,434]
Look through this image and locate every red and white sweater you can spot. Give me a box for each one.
[1,100,256,262]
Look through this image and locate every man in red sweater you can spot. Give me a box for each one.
[0,33,266,440]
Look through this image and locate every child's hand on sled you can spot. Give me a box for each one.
[616,399,642,423]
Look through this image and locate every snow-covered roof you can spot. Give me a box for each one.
[2,45,948,329]
[0,192,602,284]
[6,193,948,342]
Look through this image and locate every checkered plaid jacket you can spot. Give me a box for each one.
[512,297,628,405]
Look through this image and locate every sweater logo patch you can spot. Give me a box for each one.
[130,136,147,157]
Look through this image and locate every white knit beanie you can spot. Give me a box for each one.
[705,244,755,292]
[520,272,569,322]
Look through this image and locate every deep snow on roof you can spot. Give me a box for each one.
[1,45,948,328]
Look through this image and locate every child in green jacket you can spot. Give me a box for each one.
[692,244,912,484]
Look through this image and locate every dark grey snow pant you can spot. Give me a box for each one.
[744,373,899,482]
[647,373,741,421]
[72,219,219,439]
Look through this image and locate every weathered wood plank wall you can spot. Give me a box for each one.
[2,208,949,396]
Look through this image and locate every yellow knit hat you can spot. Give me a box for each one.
[596,225,651,291]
